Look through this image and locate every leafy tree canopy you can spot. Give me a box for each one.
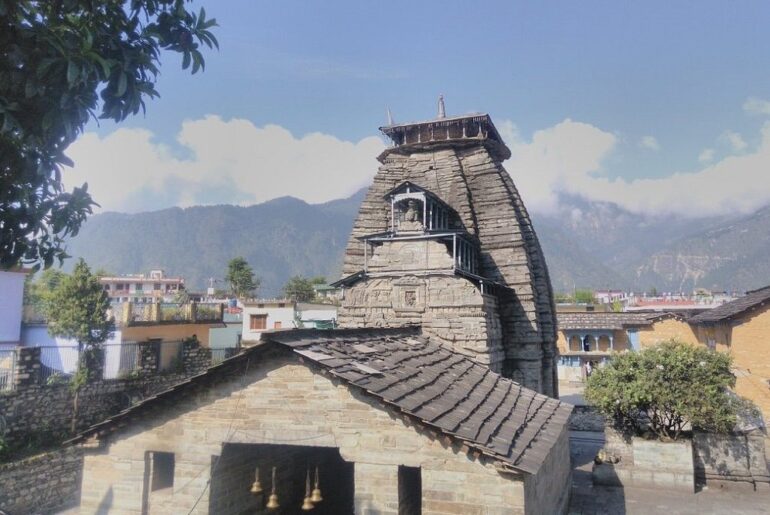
[585,340,749,440]
[283,275,316,302]
[44,258,114,347]
[0,0,217,270]
[225,256,259,298]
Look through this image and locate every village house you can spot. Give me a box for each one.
[555,311,698,381]
[240,300,338,342]
[100,269,185,304]
[71,105,572,514]
[688,286,770,430]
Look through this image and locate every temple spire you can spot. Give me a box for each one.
[437,94,446,119]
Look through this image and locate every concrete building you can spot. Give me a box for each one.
[689,286,770,430]
[100,269,184,303]
[0,268,27,347]
[555,312,697,382]
[336,107,558,397]
[241,300,338,342]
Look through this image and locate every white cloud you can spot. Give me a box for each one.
[720,130,748,152]
[698,148,715,163]
[65,114,770,219]
[639,135,660,151]
[65,116,385,213]
[505,119,770,218]
[743,97,770,116]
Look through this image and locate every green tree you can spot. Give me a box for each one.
[1,1,218,270]
[283,275,316,302]
[44,259,114,432]
[574,289,596,304]
[585,340,750,440]
[310,276,327,285]
[226,257,259,298]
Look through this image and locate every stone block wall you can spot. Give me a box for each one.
[0,446,83,514]
[340,141,559,397]
[0,339,223,447]
[340,273,504,371]
[79,353,556,514]
[693,430,770,487]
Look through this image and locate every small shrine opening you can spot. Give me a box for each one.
[208,443,355,515]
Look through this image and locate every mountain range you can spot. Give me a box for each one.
[65,190,770,296]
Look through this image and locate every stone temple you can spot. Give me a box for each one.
[336,98,559,397]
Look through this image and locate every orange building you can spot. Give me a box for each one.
[689,286,770,428]
[556,312,697,382]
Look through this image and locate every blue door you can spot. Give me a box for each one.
[627,329,640,351]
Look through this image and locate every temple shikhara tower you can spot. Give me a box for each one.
[335,98,559,397]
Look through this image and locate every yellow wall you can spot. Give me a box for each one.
[638,318,699,349]
[121,323,216,346]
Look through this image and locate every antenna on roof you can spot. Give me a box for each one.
[386,107,394,126]
[437,94,446,119]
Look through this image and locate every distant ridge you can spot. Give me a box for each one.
[65,190,770,295]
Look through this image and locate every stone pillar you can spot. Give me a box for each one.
[14,346,41,388]
[138,341,160,375]
[150,302,161,323]
[183,338,212,375]
[609,335,614,351]
[122,302,132,325]
[353,463,399,515]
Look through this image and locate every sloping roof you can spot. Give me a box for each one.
[689,286,770,324]
[557,311,668,330]
[69,327,571,475]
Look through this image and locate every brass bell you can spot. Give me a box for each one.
[311,466,323,503]
[250,466,263,495]
[301,468,315,511]
[266,466,280,510]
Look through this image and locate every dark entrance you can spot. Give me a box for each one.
[209,443,354,514]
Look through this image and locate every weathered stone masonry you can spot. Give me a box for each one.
[339,113,559,396]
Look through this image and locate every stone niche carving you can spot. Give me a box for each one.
[393,276,425,314]
[396,198,424,233]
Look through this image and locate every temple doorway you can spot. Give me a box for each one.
[208,443,354,514]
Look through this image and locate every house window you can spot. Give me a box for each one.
[117,283,125,290]
[153,283,161,290]
[135,283,143,291]
[398,465,421,515]
[149,451,175,491]
[250,314,267,330]
[274,321,282,329]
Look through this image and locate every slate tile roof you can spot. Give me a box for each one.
[262,329,571,474]
[556,311,676,331]
[689,286,770,324]
[69,327,571,476]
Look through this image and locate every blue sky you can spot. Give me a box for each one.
[70,0,770,216]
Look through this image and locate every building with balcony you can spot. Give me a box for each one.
[100,269,184,303]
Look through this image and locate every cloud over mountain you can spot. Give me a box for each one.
[66,111,770,218]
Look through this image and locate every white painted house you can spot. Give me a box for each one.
[0,269,27,346]
[240,300,338,342]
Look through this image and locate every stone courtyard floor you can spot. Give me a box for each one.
[564,379,770,515]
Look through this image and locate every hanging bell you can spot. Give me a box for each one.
[266,466,280,510]
[250,466,263,495]
[311,466,323,503]
[301,468,315,511]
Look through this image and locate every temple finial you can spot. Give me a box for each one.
[437,94,446,119]
[386,107,394,126]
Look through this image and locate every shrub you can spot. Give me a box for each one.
[585,340,747,440]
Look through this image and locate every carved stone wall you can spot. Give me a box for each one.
[340,135,558,396]
[339,246,504,371]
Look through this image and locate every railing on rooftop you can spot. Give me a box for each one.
[39,345,79,384]
[117,301,224,326]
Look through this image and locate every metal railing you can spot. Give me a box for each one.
[0,349,16,392]
[39,345,79,384]
[159,303,188,322]
[195,303,222,322]
[211,347,239,365]
[102,343,141,379]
